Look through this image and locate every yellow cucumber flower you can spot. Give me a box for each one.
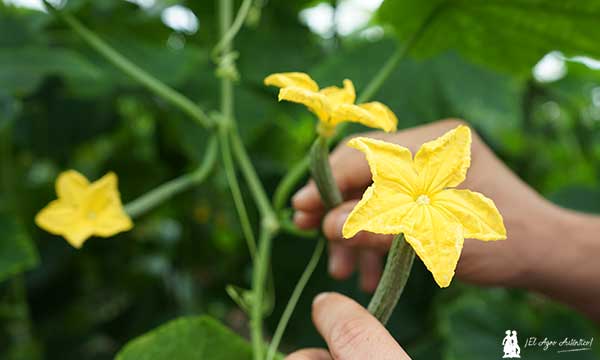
[264,72,397,133]
[342,125,506,287]
[35,170,133,249]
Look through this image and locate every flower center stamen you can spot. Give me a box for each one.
[416,194,430,205]
[87,211,97,220]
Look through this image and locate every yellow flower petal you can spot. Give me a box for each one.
[404,206,464,287]
[359,102,398,132]
[346,137,419,195]
[343,182,416,238]
[265,73,399,132]
[85,172,118,212]
[319,79,356,105]
[35,200,78,237]
[331,102,398,132]
[85,172,133,236]
[413,125,471,193]
[278,87,329,122]
[56,170,89,205]
[264,72,319,92]
[342,125,506,288]
[94,207,134,237]
[63,222,95,249]
[433,189,506,240]
[34,200,92,248]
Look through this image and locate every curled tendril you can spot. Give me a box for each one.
[215,51,240,81]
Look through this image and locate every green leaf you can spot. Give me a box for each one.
[0,215,39,283]
[116,315,253,360]
[377,0,600,74]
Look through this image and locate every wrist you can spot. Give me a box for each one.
[520,203,600,321]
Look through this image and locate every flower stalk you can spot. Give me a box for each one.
[367,234,415,324]
[309,135,343,209]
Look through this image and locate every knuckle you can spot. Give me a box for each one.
[439,118,468,128]
[348,231,371,247]
[329,317,371,358]
[341,130,383,144]
[439,118,481,142]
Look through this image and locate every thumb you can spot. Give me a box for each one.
[311,292,411,360]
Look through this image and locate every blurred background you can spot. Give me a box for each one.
[1,0,600,359]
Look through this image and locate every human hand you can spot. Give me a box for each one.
[285,292,410,360]
[292,119,563,291]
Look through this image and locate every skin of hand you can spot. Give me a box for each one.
[285,292,411,360]
[292,119,600,321]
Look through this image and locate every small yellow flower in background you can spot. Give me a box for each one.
[343,125,506,287]
[35,170,133,249]
[264,72,398,133]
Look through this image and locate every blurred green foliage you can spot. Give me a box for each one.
[1,0,600,359]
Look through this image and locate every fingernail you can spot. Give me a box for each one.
[336,211,350,235]
[292,186,311,205]
[293,211,305,224]
[313,292,331,306]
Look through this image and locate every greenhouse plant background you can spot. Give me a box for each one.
[1,0,600,359]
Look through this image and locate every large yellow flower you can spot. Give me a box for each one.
[264,72,397,133]
[343,125,506,287]
[35,170,133,248]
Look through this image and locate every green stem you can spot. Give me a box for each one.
[250,229,274,360]
[266,237,325,360]
[216,0,275,226]
[356,47,404,104]
[230,131,277,226]
[367,233,415,325]
[216,0,259,258]
[212,0,253,58]
[216,1,278,359]
[124,137,218,218]
[231,129,279,360]
[356,6,437,104]
[278,215,318,238]
[219,124,257,257]
[219,0,235,117]
[273,157,309,211]
[43,1,213,129]
[309,136,343,209]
